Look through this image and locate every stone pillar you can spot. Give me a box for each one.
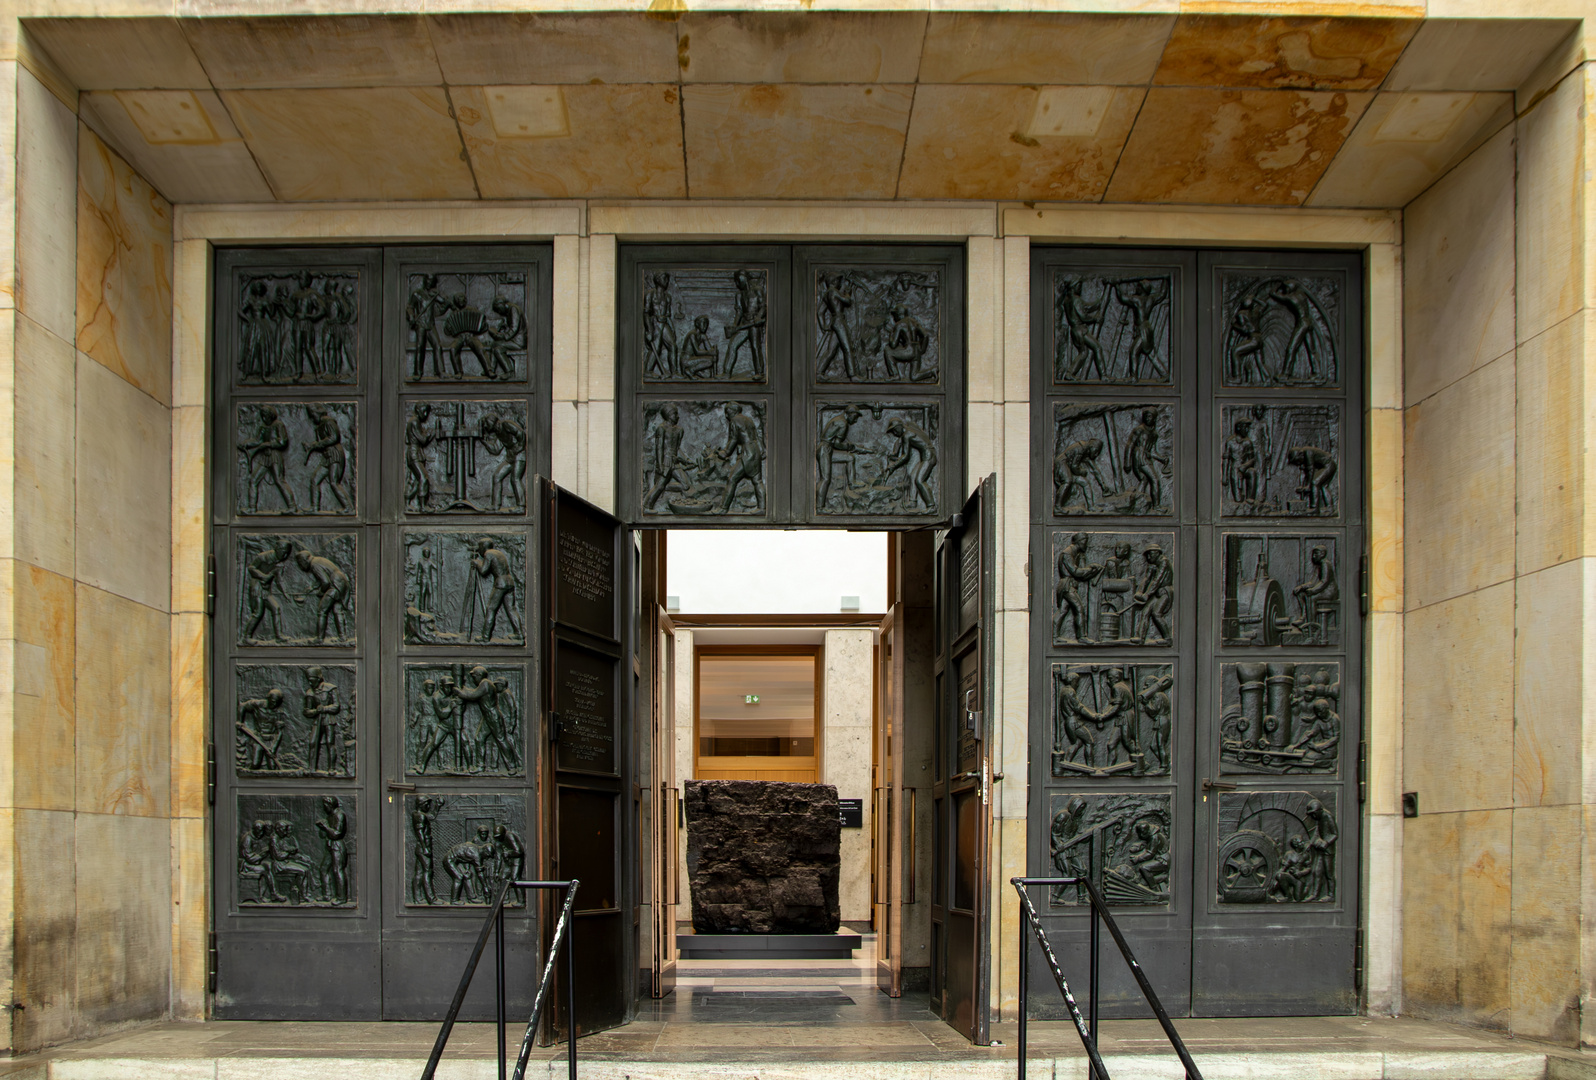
[822,628,874,924]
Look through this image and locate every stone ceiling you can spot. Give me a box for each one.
[23,11,1580,207]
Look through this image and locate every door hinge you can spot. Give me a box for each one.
[207,932,219,994]
[205,743,216,806]
[1357,739,1368,805]
[1353,925,1364,991]
[1025,545,1032,613]
[549,711,562,744]
[1359,554,1369,618]
[205,554,217,617]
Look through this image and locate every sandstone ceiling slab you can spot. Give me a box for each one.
[455,84,686,199]
[182,15,443,89]
[683,83,913,199]
[919,12,1174,86]
[1155,15,1420,90]
[221,87,476,200]
[676,11,925,84]
[25,17,209,90]
[1384,18,1578,91]
[79,89,273,203]
[1106,86,1372,205]
[426,13,679,85]
[899,85,1143,201]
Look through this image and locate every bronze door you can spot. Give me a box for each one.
[541,481,633,1038]
[931,477,996,1042]
[1027,248,1363,1018]
[874,606,903,996]
[210,245,554,1020]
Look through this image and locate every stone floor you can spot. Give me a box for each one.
[6,935,1593,1079]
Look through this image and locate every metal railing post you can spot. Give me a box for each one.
[1017,898,1029,1080]
[565,881,577,1080]
[496,905,507,1080]
[1088,839,1100,1080]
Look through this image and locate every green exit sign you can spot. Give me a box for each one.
[744,694,759,704]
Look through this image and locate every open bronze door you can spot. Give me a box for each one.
[642,532,679,997]
[930,476,996,1043]
[541,479,631,1039]
[874,605,905,995]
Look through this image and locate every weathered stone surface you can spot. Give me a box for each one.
[685,780,840,934]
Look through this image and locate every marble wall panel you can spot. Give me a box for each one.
[74,813,171,1027]
[171,406,203,615]
[1306,91,1512,209]
[76,125,172,405]
[1403,124,1516,406]
[1402,808,1512,1027]
[823,628,873,923]
[181,15,441,89]
[682,84,913,201]
[14,313,76,580]
[919,12,1171,86]
[677,12,925,84]
[25,17,210,90]
[12,564,74,813]
[1513,560,1583,809]
[15,67,77,342]
[1516,312,1587,575]
[1516,70,1584,345]
[1104,87,1371,206]
[1403,582,1514,816]
[13,808,76,1048]
[74,584,170,819]
[454,85,686,200]
[171,815,205,1019]
[221,87,477,202]
[0,61,17,312]
[1367,611,1402,817]
[170,239,208,410]
[898,85,1142,202]
[1509,804,1581,1042]
[78,90,273,205]
[76,353,170,614]
[1384,18,1578,92]
[1369,408,1403,612]
[426,13,679,85]
[1403,354,1515,609]
[170,612,204,820]
[1154,15,1420,90]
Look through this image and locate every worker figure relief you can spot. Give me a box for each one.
[403,268,528,383]
[1220,404,1339,518]
[401,531,526,646]
[1219,662,1341,775]
[402,793,528,908]
[236,794,357,908]
[1050,662,1175,779]
[1052,402,1174,516]
[1220,273,1340,389]
[639,400,769,518]
[402,663,526,778]
[813,266,942,384]
[813,401,940,517]
[640,267,769,383]
[1050,530,1177,647]
[1216,790,1339,905]
[236,267,361,387]
[1052,269,1174,386]
[1048,792,1173,907]
[1221,534,1340,648]
[236,402,358,517]
[234,533,358,648]
[234,663,357,778]
[402,399,530,514]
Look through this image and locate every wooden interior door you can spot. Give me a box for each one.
[874,606,904,996]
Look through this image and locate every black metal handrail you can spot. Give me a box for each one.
[421,878,581,1080]
[1011,876,1201,1080]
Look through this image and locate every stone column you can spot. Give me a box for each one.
[822,628,874,924]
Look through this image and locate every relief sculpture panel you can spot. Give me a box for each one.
[1051,662,1174,779]
[236,269,360,386]
[402,530,526,646]
[405,792,527,907]
[1216,790,1339,904]
[235,663,356,778]
[641,268,768,382]
[403,400,529,514]
[1221,534,1340,647]
[814,402,940,517]
[236,794,355,907]
[1048,792,1172,907]
[1219,662,1340,775]
[404,269,528,382]
[235,402,357,516]
[403,662,525,777]
[1050,531,1176,647]
[1052,271,1173,386]
[1220,404,1339,518]
[1221,274,1340,388]
[813,267,941,384]
[1052,403,1173,516]
[235,533,357,648]
[639,400,768,517]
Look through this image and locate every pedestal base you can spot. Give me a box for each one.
[677,932,862,960]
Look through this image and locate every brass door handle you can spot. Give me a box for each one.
[1201,778,1238,792]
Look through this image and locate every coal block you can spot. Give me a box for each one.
[684,779,841,934]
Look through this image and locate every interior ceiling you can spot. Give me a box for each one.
[26,11,1576,208]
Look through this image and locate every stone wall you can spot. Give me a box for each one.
[1400,50,1595,1046]
[1,46,175,1052]
[822,629,873,924]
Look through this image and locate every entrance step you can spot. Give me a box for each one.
[677,932,862,960]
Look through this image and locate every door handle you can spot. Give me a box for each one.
[387,780,417,793]
[1201,778,1238,793]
